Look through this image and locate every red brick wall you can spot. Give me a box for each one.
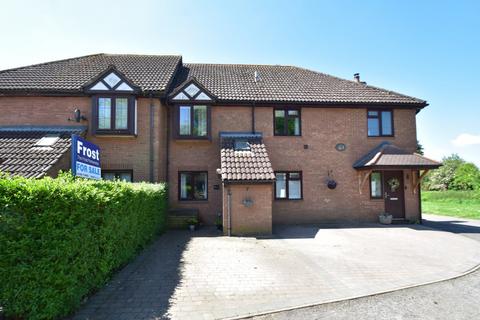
[0,96,166,182]
[222,183,273,236]
[169,105,420,224]
[1,95,421,223]
[168,106,252,224]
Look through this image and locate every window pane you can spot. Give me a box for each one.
[381,111,392,136]
[276,173,287,198]
[119,172,132,182]
[102,172,115,181]
[371,172,382,198]
[194,173,207,200]
[288,110,299,116]
[179,106,191,135]
[274,110,285,135]
[180,173,192,199]
[193,105,207,137]
[368,118,380,136]
[115,98,128,129]
[287,117,300,136]
[289,172,300,179]
[288,179,301,199]
[98,98,111,129]
[368,111,378,117]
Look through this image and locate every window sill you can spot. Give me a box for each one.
[94,133,137,138]
[274,198,303,201]
[178,199,209,202]
[367,135,395,138]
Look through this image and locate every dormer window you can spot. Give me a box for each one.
[169,78,216,140]
[85,67,139,136]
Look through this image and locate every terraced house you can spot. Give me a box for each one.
[0,54,440,235]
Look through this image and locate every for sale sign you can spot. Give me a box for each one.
[71,135,101,180]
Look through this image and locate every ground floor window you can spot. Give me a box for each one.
[102,170,133,182]
[275,171,302,200]
[179,171,208,201]
[370,171,383,198]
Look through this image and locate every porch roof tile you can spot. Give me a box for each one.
[353,141,442,170]
[219,132,275,183]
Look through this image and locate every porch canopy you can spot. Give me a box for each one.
[353,141,441,193]
[219,132,275,183]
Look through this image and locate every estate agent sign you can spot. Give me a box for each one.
[71,135,101,180]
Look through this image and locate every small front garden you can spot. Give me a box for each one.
[0,173,168,320]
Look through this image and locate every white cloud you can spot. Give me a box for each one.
[452,133,480,146]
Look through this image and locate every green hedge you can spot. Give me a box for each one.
[0,173,168,319]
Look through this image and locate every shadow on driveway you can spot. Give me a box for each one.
[72,228,220,320]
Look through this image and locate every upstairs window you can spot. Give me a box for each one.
[368,110,393,137]
[274,108,301,136]
[94,96,135,135]
[86,68,139,136]
[177,105,209,138]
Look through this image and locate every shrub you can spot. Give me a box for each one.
[451,162,480,191]
[423,154,464,191]
[0,173,168,320]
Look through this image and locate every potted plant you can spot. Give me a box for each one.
[215,215,223,231]
[379,212,393,225]
[186,217,198,231]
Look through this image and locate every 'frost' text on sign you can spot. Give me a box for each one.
[71,135,101,180]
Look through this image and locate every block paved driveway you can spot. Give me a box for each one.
[250,215,480,320]
[73,223,480,320]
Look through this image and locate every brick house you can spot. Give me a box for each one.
[0,54,440,235]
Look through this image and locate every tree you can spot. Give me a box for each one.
[416,140,424,155]
[451,162,480,190]
[423,154,464,191]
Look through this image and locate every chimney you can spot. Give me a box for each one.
[254,71,261,83]
[354,73,360,82]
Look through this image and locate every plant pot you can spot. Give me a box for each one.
[216,224,223,231]
[379,214,393,225]
[189,224,195,231]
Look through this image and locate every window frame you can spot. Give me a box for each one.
[367,109,394,137]
[178,171,209,201]
[273,107,302,136]
[274,171,303,200]
[101,169,133,182]
[92,95,136,135]
[369,171,383,199]
[174,104,211,140]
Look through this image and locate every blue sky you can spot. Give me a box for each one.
[1,0,479,165]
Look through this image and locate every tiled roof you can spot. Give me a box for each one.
[353,142,441,169]
[0,54,181,94]
[171,63,427,106]
[0,126,86,178]
[220,132,275,182]
[0,53,426,106]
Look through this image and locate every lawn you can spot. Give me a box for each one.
[422,190,480,219]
